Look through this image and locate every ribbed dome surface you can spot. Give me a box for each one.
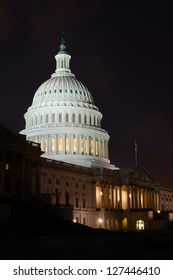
[32,75,95,106]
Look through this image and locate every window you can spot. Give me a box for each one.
[66,181,69,186]
[83,217,86,225]
[76,197,79,208]
[65,113,69,122]
[51,138,55,153]
[122,218,127,231]
[58,137,62,153]
[73,137,77,154]
[72,113,75,123]
[84,115,87,124]
[56,179,59,185]
[40,115,43,124]
[59,113,62,122]
[75,183,78,188]
[136,220,144,230]
[89,116,92,125]
[46,114,49,123]
[79,114,81,123]
[96,138,99,156]
[35,116,37,125]
[83,199,86,208]
[5,163,9,170]
[65,136,70,153]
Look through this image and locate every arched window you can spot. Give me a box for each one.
[65,113,69,122]
[73,137,77,154]
[58,137,62,153]
[90,116,92,125]
[59,113,62,122]
[46,114,49,123]
[40,115,43,124]
[84,115,87,124]
[79,114,81,123]
[51,138,55,153]
[72,113,75,123]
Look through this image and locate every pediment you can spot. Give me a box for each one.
[129,168,157,184]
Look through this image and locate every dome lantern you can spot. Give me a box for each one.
[52,32,73,77]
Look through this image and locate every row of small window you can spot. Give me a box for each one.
[29,113,101,127]
[161,197,172,201]
[47,178,85,188]
[37,88,91,101]
[55,191,86,208]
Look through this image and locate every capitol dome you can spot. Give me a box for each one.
[20,35,117,170]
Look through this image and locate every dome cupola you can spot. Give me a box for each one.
[20,34,117,170]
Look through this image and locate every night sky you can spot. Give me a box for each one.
[0,1,173,186]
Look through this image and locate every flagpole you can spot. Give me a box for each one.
[135,140,138,167]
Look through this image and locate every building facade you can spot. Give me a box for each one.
[1,123,173,230]
[1,35,173,230]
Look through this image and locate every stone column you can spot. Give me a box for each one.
[93,137,95,156]
[62,134,65,154]
[55,135,58,154]
[70,135,74,154]
[138,187,141,209]
[86,136,89,155]
[99,138,101,156]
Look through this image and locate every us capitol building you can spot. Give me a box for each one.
[0,35,173,231]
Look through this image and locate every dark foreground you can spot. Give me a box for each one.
[0,202,173,260]
[0,231,173,260]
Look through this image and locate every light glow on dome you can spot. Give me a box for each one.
[20,36,118,170]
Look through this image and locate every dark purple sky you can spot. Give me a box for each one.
[0,1,173,186]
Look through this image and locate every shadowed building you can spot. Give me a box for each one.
[1,35,173,231]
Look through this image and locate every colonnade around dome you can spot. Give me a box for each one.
[29,134,109,158]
